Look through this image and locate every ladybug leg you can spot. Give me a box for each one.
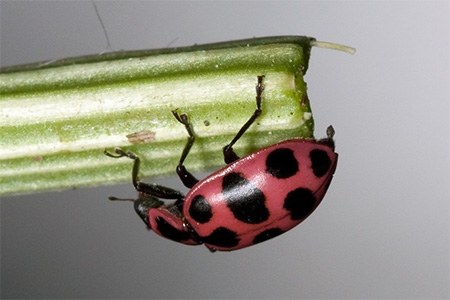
[104,148,184,200]
[222,75,264,164]
[317,125,336,149]
[171,110,199,188]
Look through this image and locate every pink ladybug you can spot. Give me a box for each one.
[106,76,337,251]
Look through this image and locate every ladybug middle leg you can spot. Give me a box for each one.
[172,110,200,189]
[222,75,264,164]
[105,148,185,227]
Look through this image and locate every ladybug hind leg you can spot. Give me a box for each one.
[172,110,200,188]
[222,75,264,164]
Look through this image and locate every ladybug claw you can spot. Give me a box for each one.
[104,147,123,158]
[104,147,136,160]
[172,109,189,125]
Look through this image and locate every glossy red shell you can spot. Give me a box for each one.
[182,138,337,251]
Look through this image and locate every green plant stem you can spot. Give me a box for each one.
[0,36,316,196]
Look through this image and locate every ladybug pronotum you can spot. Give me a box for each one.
[106,76,338,252]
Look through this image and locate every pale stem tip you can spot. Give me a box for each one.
[310,40,356,55]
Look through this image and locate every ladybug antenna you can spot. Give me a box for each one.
[108,196,136,202]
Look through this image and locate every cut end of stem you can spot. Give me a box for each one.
[311,40,356,55]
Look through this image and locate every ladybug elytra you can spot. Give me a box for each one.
[106,76,337,252]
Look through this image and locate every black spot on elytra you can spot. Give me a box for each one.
[253,228,284,244]
[189,195,213,224]
[266,148,299,178]
[310,149,332,177]
[222,172,269,224]
[156,216,191,242]
[283,188,317,220]
[203,227,239,248]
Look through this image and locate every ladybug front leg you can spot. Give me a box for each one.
[222,75,264,164]
[105,148,184,200]
[172,110,199,188]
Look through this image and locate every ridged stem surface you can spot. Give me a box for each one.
[0,36,315,196]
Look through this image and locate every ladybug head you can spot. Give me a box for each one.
[109,194,165,228]
[109,193,191,243]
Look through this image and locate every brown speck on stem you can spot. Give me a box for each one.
[126,130,156,144]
